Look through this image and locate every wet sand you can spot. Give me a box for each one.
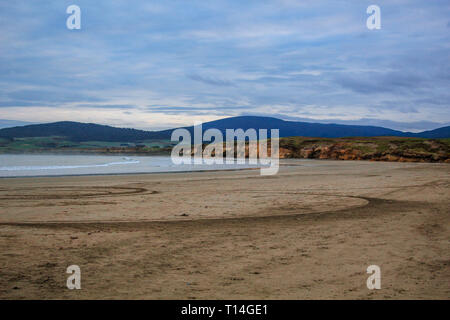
[0,160,449,299]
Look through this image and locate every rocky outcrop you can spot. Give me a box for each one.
[278,138,450,163]
[194,137,449,163]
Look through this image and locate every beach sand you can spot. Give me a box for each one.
[0,160,448,299]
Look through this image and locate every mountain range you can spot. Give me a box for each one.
[0,116,449,142]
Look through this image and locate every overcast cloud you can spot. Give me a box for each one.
[0,0,449,131]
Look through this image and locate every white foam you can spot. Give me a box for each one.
[0,160,140,171]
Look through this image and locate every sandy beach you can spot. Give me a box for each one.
[0,160,448,299]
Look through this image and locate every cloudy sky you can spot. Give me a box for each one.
[0,0,449,131]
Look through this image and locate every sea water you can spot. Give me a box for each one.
[0,154,261,177]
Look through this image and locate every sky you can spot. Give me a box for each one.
[0,0,449,131]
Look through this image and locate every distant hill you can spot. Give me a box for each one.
[158,116,450,139]
[0,121,167,142]
[0,116,449,142]
[168,116,404,138]
[409,126,450,139]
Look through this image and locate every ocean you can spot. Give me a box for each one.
[0,154,261,177]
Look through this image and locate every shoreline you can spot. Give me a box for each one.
[0,166,264,179]
[1,159,447,179]
[0,158,447,179]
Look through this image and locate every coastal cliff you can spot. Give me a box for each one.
[277,137,450,163]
